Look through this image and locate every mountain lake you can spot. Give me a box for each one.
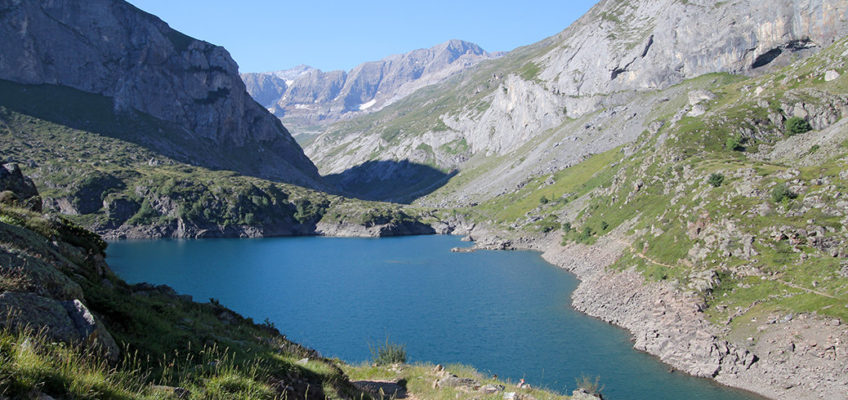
[107,235,762,400]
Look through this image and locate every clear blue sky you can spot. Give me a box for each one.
[127,1,599,73]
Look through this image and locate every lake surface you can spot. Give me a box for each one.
[107,235,759,400]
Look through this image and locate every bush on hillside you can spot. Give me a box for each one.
[708,173,725,187]
[725,136,743,151]
[785,117,812,136]
[771,183,798,203]
[370,339,406,366]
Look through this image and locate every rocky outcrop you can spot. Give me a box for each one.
[0,163,41,211]
[542,0,848,102]
[242,40,498,133]
[0,0,322,188]
[0,293,120,361]
[1,168,119,362]
[314,220,435,238]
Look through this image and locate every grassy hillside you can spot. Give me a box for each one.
[460,37,848,331]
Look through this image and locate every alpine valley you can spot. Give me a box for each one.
[1,0,848,399]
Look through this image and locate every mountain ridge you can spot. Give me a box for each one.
[242,39,500,137]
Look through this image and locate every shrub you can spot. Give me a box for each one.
[537,215,560,233]
[708,173,725,187]
[771,183,797,203]
[578,226,594,243]
[539,196,549,205]
[600,221,609,231]
[786,117,812,136]
[370,339,406,366]
[725,136,742,151]
[561,222,572,233]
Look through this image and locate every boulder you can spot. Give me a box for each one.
[825,70,841,82]
[434,374,480,391]
[0,293,119,361]
[572,388,603,399]
[480,384,505,394]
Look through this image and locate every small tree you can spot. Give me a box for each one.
[562,221,572,233]
[786,117,812,136]
[600,221,609,231]
[539,195,549,205]
[708,173,725,187]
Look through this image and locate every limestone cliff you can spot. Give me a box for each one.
[0,0,322,188]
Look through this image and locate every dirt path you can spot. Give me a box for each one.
[615,238,840,300]
[775,278,839,299]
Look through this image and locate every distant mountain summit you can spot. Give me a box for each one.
[242,40,499,136]
[0,0,323,188]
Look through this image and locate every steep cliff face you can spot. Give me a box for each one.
[541,0,848,107]
[306,0,848,203]
[0,0,322,188]
[242,40,498,135]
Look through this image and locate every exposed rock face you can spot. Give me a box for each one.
[242,40,498,133]
[0,0,322,187]
[542,0,848,101]
[314,220,435,238]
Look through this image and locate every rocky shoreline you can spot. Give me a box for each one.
[459,222,847,400]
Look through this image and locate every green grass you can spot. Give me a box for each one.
[475,147,622,224]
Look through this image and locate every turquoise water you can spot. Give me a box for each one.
[107,235,759,400]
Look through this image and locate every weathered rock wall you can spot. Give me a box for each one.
[0,0,321,187]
